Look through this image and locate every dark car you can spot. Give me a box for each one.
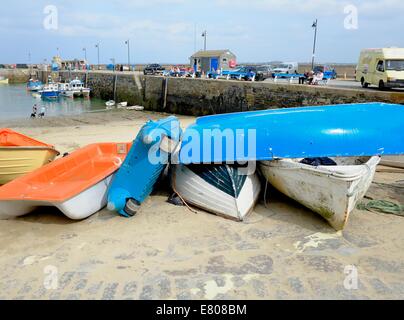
[143,64,165,75]
[244,65,273,81]
[16,64,29,69]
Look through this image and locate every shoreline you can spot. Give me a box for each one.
[0,108,403,300]
[1,109,196,156]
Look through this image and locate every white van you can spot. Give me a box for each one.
[272,62,299,74]
[356,48,404,89]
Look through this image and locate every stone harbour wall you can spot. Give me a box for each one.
[35,70,404,116]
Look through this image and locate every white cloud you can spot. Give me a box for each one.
[217,0,404,16]
[57,13,194,44]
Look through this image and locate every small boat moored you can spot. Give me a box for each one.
[58,82,74,97]
[69,78,91,98]
[106,100,116,107]
[39,83,60,99]
[172,163,261,221]
[260,156,381,230]
[117,102,128,108]
[0,128,59,185]
[126,106,145,111]
[0,77,9,85]
[0,142,131,220]
[27,79,43,91]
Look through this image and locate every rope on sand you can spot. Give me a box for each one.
[357,200,404,217]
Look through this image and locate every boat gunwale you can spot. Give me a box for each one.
[0,146,60,155]
[0,142,130,202]
[0,173,115,204]
[0,128,57,149]
[260,156,380,181]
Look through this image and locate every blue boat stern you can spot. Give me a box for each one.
[107,116,182,217]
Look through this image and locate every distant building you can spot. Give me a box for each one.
[190,50,237,73]
[61,59,88,71]
[51,55,88,71]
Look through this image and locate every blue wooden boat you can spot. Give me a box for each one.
[27,79,43,91]
[40,83,60,99]
[107,116,182,217]
[179,103,404,164]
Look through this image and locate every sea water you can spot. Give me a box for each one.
[0,84,106,121]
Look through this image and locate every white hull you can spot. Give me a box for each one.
[172,164,261,221]
[260,156,381,230]
[61,91,74,97]
[127,106,144,111]
[117,102,128,108]
[106,100,115,107]
[0,175,113,220]
[72,89,91,97]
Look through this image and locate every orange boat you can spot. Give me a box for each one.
[0,128,59,185]
[0,142,130,220]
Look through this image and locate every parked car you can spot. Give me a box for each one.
[144,64,165,75]
[16,64,29,69]
[314,65,337,79]
[272,62,299,75]
[244,65,273,81]
[223,67,256,81]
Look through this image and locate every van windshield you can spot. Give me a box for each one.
[386,60,404,71]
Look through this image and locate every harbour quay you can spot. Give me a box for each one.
[31,70,404,116]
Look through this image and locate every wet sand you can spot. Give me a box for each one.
[0,110,403,300]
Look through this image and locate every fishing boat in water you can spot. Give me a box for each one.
[27,79,43,91]
[0,77,9,85]
[0,142,130,220]
[58,82,74,97]
[107,116,182,217]
[69,78,91,98]
[39,82,60,99]
[172,164,261,221]
[260,156,381,230]
[58,79,90,98]
[0,129,59,185]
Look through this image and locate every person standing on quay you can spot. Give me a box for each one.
[30,104,38,118]
[38,106,46,118]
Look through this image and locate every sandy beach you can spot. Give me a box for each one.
[0,109,403,300]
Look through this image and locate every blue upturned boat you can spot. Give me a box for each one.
[179,102,404,164]
[107,116,182,217]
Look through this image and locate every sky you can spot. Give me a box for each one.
[0,0,403,64]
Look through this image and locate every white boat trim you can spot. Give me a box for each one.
[0,175,114,220]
